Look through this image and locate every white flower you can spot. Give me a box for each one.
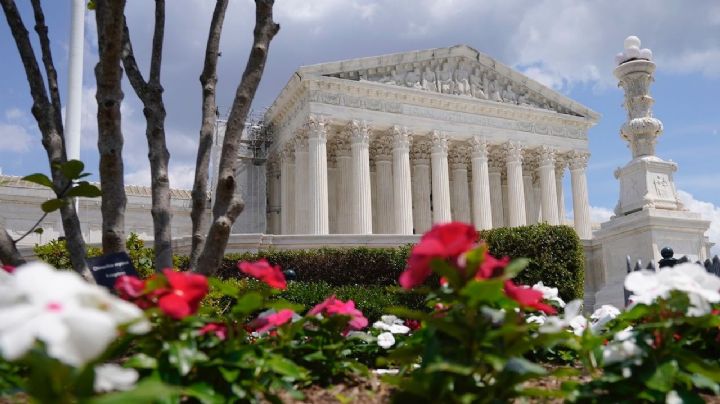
[373,315,410,334]
[94,363,138,393]
[666,390,682,404]
[377,332,395,349]
[590,305,621,333]
[532,281,565,308]
[526,315,546,326]
[539,300,586,336]
[625,263,720,316]
[602,327,643,365]
[0,263,148,366]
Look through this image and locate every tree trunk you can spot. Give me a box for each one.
[0,229,26,267]
[121,0,173,270]
[1,0,89,276]
[95,0,128,254]
[195,0,280,276]
[189,0,229,271]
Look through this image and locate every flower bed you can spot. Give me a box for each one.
[4,221,719,402]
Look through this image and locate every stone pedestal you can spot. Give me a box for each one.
[615,156,684,215]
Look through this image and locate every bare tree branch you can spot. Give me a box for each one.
[189,0,229,271]
[195,0,280,275]
[94,0,128,254]
[0,229,26,267]
[121,0,173,270]
[1,0,89,277]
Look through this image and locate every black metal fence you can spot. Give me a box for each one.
[623,247,720,306]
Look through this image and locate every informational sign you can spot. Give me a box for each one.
[86,252,139,290]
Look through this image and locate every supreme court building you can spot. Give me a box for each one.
[262,45,600,239]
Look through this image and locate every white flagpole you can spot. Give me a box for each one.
[66,0,85,215]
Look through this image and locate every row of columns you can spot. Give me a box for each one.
[272,117,593,239]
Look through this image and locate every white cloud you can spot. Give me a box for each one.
[589,206,614,224]
[124,162,196,191]
[678,190,720,256]
[0,108,34,153]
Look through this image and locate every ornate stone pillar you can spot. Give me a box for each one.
[488,152,505,228]
[523,151,537,225]
[392,126,413,234]
[430,131,452,223]
[556,157,567,225]
[279,145,295,235]
[349,120,372,234]
[569,150,592,239]
[372,136,394,234]
[449,146,471,223]
[327,153,338,234]
[538,146,560,225]
[307,117,329,235]
[266,158,281,234]
[335,136,352,234]
[470,136,492,230]
[504,141,526,227]
[293,132,309,234]
[411,138,432,234]
[501,178,509,225]
[533,173,542,223]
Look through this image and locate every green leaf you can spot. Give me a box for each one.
[646,361,679,392]
[431,259,462,287]
[59,160,84,180]
[184,382,223,404]
[90,380,180,404]
[267,356,307,380]
[167,341,206,376]
[41,198,67,213]
[66,181,102,198]
[33,227,44,235]
[22,173,53,188]
[504,357,547,376]
[232,292,264,315]
[424,362,474,375]
[460,279,505,306]
[124,353,157,369]
[504,258,530,278]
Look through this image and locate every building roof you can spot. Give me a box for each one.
[0,175,193,200]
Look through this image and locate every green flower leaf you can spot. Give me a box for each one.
[22,173,53,188]
[66,181,102,198]
[41,198,67,213]
[645,360,678,392]
[59,160,84,180]
[232,292,264,315]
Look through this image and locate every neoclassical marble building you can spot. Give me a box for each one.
[263,45,600,238]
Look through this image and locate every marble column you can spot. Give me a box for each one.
[538,146,560,225]
[556,158,567,225]
[373,137,394,234]
[470,136,492,230]
[523,172,536,225]
[392,126,413,235]
[266,159,281,234]
[569,151,592,239]
[280,146,295,235]
[504,141,526,227]
[371,164,379,232]
[307,117,329,235]
[411,139,432,234]
[328,156,338,234]
[449,146,471,223]
[335,138,352,234]
[488,154,505,228]
[430,131,452,223]
[293,133,309,234]
[349,120,372,234]
[501,179,509,225]
[533,174,542,223]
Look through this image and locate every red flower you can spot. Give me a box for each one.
[157,269,209,320]
[115,275,146,299]
[1,265,15,274]
[504,280,556,315]
[404,319,421,331]
[238,259,287,290]
[248,309,295,333]
[476,253,510,280]
[399,222,478,289]
[199,322,228,340]
[309,295,369,331]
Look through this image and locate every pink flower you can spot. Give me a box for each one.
[399,222,478,289]
[476,253,511,280]
[309,295,368,331]
[198,322,228,340]
[238,259,287,290]
[157,269,209,320]
[115,275,145,299]
[1,265,15,273]
[248,309,295,333]
[504,280,557,315]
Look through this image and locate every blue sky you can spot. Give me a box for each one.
[0,0,718,244]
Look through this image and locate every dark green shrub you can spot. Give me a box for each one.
[480,223,584,302]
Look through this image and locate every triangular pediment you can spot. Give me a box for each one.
[297,45,598,120]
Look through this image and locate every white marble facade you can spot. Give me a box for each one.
[263,45,599,237]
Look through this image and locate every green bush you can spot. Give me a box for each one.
[480,223,585,302]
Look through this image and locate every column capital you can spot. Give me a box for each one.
[555,154,567,177]
[348,120,371,145]
[306,114,328,141]
[430,130,448,154]
[267,158,280,175]
[488,145,505,172]
[470,136,489,159]
[391,126,411,151]
[411,137,431,163]
[568,150,590,171]
[449,145,469,169]
[503,141,524,164]
[280,142,295,162]
[371,134,393,162]
[293,131,309,152]
[537,146,557,167]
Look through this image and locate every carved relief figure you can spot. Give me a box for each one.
[437,62,455,94]
[453,61,471,96]
[404,67,422,90]
[421,66,438,92]
[488,73,502,102]
[501,82,517,104]
[517,89,531,106]
[469,67,486,99]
